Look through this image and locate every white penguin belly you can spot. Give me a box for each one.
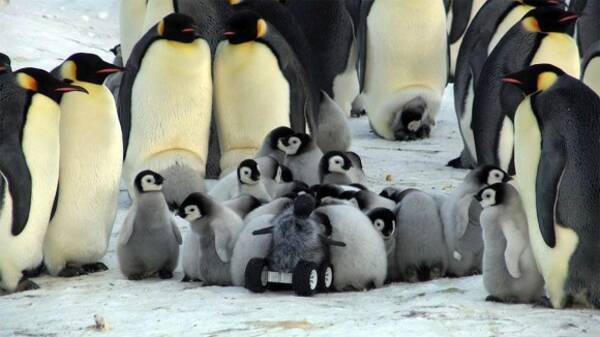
[514,98,579,309]
[44,83,123,273]
[214,42,290,172]
[531,33,580,78]
[488,5,533,54]
[497,116,514,172]
[125,39,212,183]
[0,95,60,290]
[120,0,147,64]
[364,0,447,139]
[583,58,600,96]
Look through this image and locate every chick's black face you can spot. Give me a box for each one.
[134,169,164,193]
[268,126,295,150]
[237,159,260,184]
[224,10,262,44]
[178,193,208,221]
[475,183,506,208]
[160,13,199,43]
[474,165,510,186]
[367,208,396,239]
[65,53,124,84]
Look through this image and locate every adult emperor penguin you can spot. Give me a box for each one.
[582,41,600,96]
[119,13,211,209]
[447,0,487,79]
[360,0,448,141]
[119,0,147,64]
[44,53,124,277]
[285,0,359,117]
[214,9,317,174]
[472,6,579,175]
[507,64,600,309]
[0,68,86,292]
[569,0,600,56]
[449,0,566,169]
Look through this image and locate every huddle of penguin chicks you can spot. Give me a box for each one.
[117,125,543,302]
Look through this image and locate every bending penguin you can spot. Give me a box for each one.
[43,53,124,277]
[360,0,448,141]
[0,67,86,292]
[472,6,579,175]
[119,13,211,209]
[508,64,600,309]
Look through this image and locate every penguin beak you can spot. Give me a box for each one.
[55,85,88,94]
[474,194,483,202]
[320,235,346,247]
[501,77,523,86]
[252,226,274,235]
[559,14,579,23]
[181,27,196,33]
[97,66,125,74]
[223,31,236,37]
[0,65,6,73]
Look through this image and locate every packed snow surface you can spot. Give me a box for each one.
[1,1,599,336]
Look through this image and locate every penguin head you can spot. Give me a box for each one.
[15,68,88,103]
[178,192,210,222]
[473,165,511,186]
[59,53,124,84]
[521,7,578,33]
[520,0,566,8]
[268,126,295,152]
[502,63,564,96]
[224,10,268,44]
[280,133,311,156]
[321,151,352,175]
[276,164,294,183]
[0,53,11,75]
[134,170,164,193]
[293,194,317,219]
[367,208,396,239]
[157,13,200,43]
[237,159,261,185]
[475,183,506,209]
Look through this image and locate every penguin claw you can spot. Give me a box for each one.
[58,266,88,278]
[16,279,40,292]
[534,296,554,308]
[158,270,173,280]
[127,274,144,281]
[447,157,463,168]
[485,295,504,303]
[82,262,108,273]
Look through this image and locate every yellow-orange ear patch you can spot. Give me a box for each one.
[60,60,77,81]
[229,0,242,5]
[16,73,38,92]
[157,20,165,36]
[537,72,558,91]
[257,19,267,38]
[522,17,541,32]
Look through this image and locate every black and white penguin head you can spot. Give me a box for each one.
[223,9,267,45]
[59,53,124,84]
[320,151,352,175]
[502,63,564,96]
[267,126,295,152]
[178,192,210,222]
[366,208,396,240]
[521,7,578,33]
[157,13,200,43]
[15,68,88,103]
[237,159,261,185]
[275,164,294,183]
[473,165,511,186]
[134,170,164,193]
[280,133,312,156]
[0,53,11,75]
[475,183,506,209]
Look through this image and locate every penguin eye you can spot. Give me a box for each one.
[145,177,153,184]
[335,159,341,165]
[374,219,384,230]
[485,193,492,199]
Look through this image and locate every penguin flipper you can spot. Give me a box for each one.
[118,208,137,245]
[213,221,232,263]
[501,219,526,279]
[536,134,565,248]
[0,146,32,236]
[357,0,374,92]
[171,218,182,245]
[448,0,473,44]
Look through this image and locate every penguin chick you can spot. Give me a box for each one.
[319,151,367,186]
[223,195,262,219]
[178,192,245,286]
[118,170,182,280]
[235,159,271,202]
[244,196,294,223]
[315,91,352,153]
[315,204,387,291]
[366,208,397,282]
[255,126,295,164]
[353,190,397,212]
[441,165,511,277]
[230,214,276,286]
[394,189,448,283]
[476,183,544,304]
[281,133,323,186]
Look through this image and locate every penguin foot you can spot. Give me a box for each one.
[181,275,191,282]
[58,266,88,278]
[22,263,45,278]
[467,268,482,276]
[486,295,519,304]
[82,262,108,274]
[447,157,464,169]
[127,274,145,281]
[429,264,444,280]
[158,270,173,280]
[403,266,420,283]
[16,279,40,292]
[533,296,553,308]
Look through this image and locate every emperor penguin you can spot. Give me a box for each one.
[214,9,317,174]
[119,13,212,209]
[281,133,323,186]
[449,0,566,169]
[319,151,366,186]
[569,0,600,57]
[360,0,448,141]
[119,0,147,64]
[314,91,352,154]
[507,64,600,309]
[582,41,600,96]
[118,170,182,280]
[441,165,511,277]
[447,0,487,79]
[476,183,545,304]
[254,126,295,164]
[365,207,398,282]
[0,68,86,292]
[472,6,579,175]
[285,0,359,117]
[43,53,124,277]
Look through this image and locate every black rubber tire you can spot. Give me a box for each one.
[317,263,335,292]
[292,261,319,297]
[245,258,268,293]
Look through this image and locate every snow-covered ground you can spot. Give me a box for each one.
[1,1,599,336]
